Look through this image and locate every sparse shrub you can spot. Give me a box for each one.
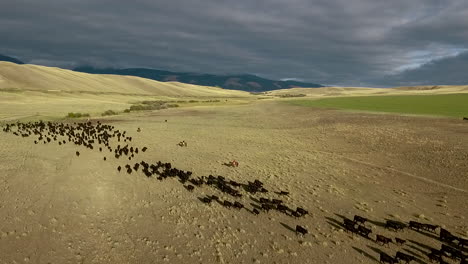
[188,100,199,103]
[67,112,90,118]
[279,94,306,98]
[141,100,166,105]
[123,109,131,113]
[166,104,179,108]
[130,103,166,111]
[129,105,147,111]
[101,110,118,116]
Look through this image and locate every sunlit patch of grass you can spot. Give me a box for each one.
[287,93,468,118]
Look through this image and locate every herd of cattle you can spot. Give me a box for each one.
[2,120,467,263]
[342,215,467,263]
[1,120,310,236]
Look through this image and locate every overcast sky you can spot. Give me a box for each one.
[1,0,467,87]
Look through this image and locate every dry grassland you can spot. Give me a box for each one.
[0,62,467,263]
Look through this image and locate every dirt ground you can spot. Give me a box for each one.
[0,99,467,264]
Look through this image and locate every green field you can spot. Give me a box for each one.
[287,93,468,118]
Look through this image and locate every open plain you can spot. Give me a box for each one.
[1,63,467,264]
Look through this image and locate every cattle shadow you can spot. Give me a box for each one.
[412,229,439,240]
[324,216,344,230]
[352,247,379,263]
[241,184,253,193]
[249,202,262,210]
[222,162,234,167]
[249,196,261,204]
[368,219,386,228]
[383,218,407,227]
[367,245,384,255]
[407,243,430,255]
[369,244,426,264]
[213,199,224,206]
[244,208,257,215]
[402,248,425,263]
[280,222,295,233]
[408,239,433,251]
[334,213,347,220]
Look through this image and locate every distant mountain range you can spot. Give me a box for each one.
[0,54,323,91]
[73,67,324,92]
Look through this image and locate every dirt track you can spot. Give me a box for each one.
[0,100,467,264]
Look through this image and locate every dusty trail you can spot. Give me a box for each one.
[330,153,467,193]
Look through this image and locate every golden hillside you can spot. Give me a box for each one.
[0,62,250,97]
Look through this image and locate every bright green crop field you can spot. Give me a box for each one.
[286,93,468,118]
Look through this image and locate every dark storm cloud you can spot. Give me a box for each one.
[1,0,467,86]
[377,50,468,86]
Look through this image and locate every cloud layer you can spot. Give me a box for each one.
[1,0,467,86]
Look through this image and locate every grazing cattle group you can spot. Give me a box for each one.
[340,215,468,264]
[2,120,309,236]
[343,215,372,238]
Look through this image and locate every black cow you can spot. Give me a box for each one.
[344,218,358,234]
[354,215,367,225]
[376,235,392,247]
[201,197,212,204]
[277,204,289,213]
[233,201,244,209]
[385,220,406,231]
[271,199,283,205]
[395,237,406,246]
[357,225,372,238]
[440,228,458,244]
[296,225,308,235]
[261,203,275,211]
[422,223,439,233]
[296,207,309,216]
[409,221,424,231]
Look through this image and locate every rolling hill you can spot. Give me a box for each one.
[0,62,250,97]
